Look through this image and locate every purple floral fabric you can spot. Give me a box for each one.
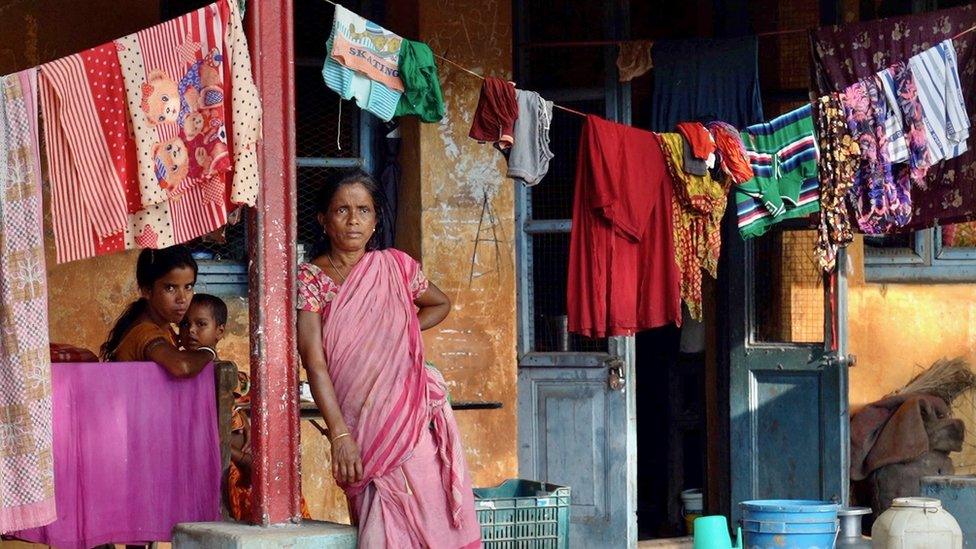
[844,78,913,233]
[888,61,932,186]
[811,5,976,230]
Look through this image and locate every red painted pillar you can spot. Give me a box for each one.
[244,0,301,525]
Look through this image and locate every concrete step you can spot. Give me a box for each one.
[172,520,356,549]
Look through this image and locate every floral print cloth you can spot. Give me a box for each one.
[842,59,932,235]
[0,70,55,532]
[658,132,729,321]
[881,61,932,187]
[811,4,976,230]
[843,78,912,233]
[815,93,859,271]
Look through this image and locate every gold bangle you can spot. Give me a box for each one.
[331,432,351,443]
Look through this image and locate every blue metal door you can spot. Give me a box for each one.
[513,87,635,547]
[724,225,850,521]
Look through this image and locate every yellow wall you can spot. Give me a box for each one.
[847,236,976,474]
[416,0,519,488]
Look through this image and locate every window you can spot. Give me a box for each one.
[863,225,976,282]
[515,2,627,366]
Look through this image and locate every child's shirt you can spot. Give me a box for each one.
[113,321,176,362]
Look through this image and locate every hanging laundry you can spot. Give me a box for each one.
[814,93,859,272]
[658,133,729,321]
[649,37,763,131]
[116,1,231,207]
[706,120,753,184]
[330,6,403,91]
[680,136,709,176]
[12,362,220,548]
[323,5,404,122]
[504,89,554,186]
[469,77,519,149]
[676,122,717,160]
[909,39,970,166]
[567,116,682,337]
[0,70,56,533]
[736,104,820,239]
[878,61,931,186]
[40,0,259,264]
[843,78,913,233]
[221,0,263,207]
[811,4,976,230]
[676,121,716,176]
[616,40,654,82]
[394,39,445,123]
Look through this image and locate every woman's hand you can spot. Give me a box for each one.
[331,435,364,484]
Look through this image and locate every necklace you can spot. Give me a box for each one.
[327,254,349,283]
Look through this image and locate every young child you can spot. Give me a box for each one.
[100,246,215,377]
[179,294,311,520]
[179,293,227,357]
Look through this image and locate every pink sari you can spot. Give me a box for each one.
[302,249,480,548]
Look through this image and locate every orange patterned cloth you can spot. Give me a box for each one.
[658,132,729,320]
[227,407,310,521]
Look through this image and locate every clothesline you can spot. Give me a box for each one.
[317,0,976,121]
[522,28,811,48]
[318,0,588,117]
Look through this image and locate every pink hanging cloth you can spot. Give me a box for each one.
[11,362,221,548]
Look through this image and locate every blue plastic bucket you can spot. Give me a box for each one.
[739,500,839,549]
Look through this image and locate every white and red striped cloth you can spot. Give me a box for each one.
[38,0,261,264]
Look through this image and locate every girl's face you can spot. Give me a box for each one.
[141,266,196,324]
[318,183,377,253]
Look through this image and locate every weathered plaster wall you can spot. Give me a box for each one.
[415,0,519,488]
[846,237,976,474]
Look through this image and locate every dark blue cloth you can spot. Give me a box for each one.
[649,37,763,132]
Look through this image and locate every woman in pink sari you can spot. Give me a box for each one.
[296,170,481,548]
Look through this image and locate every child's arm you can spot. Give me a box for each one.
[145,338,216,378]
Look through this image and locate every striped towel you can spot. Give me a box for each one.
[908,39,970,163]
[736,104,821,238]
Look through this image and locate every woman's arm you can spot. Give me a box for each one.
[415,281,451,331]
[145,340,215,378]
[297,309,363,484]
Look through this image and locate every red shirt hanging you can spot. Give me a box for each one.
[567,115,683,338]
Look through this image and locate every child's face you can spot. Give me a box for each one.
[143,266,196,324]
[179,304,225,350]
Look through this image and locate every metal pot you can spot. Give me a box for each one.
[837,507,871,549]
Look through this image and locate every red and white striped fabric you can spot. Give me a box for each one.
[39,50,130,263]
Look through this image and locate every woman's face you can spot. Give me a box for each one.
[142,266,196,324]
[318,183,377,253]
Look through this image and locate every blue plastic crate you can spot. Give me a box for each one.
[473,479,571,549]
